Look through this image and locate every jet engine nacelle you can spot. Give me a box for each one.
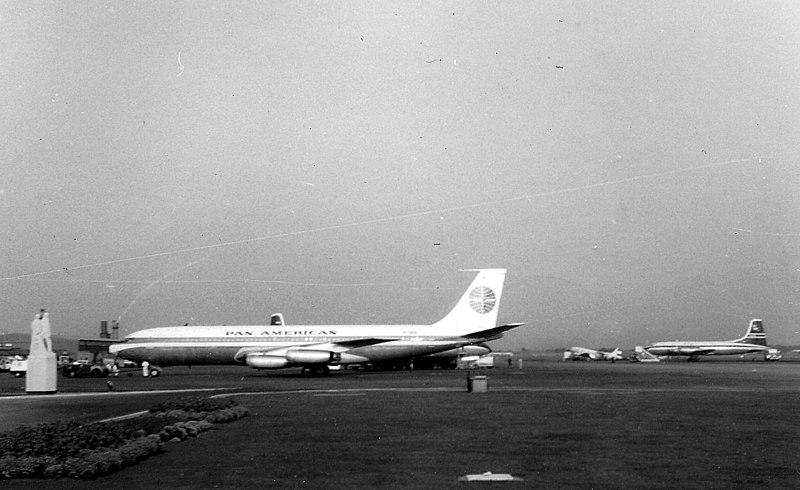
[243,350,340,369]
[286,349,339,364]
[245,354,290,369]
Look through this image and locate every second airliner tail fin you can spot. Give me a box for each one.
[734,319,766,346]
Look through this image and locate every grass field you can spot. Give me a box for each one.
[2,360,800,488]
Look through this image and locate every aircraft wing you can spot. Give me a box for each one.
[236,337,396,368]
[235,338,393,361]
[464,323,525,341]
[301,338,396,352]
[678,347,716,356]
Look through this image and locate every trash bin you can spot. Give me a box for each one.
[467,375,488,393]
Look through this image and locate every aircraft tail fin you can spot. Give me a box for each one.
[733,319,766,346]
[634,346,661,362]
[433,269,507,335]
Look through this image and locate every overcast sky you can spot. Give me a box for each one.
[2,1,799,350]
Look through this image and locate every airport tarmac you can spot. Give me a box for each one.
[2,359,800,488]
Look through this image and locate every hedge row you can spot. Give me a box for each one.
[153,405,251,424]
[0,397,249,480]
[149,396,237,414]
[0,433,163,479]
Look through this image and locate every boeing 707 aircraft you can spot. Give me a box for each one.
[644,319,769,361]
[110,269,523,375]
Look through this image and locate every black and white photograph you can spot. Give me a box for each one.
[1,2,799,487]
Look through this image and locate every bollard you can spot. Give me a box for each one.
[467,375,488,393]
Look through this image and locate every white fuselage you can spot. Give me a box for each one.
[110,324,481,367]
[645,341,769,357]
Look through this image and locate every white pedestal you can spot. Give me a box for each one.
[25,353,58,393]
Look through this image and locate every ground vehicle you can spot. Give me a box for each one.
[10,359,27,377]
[0,357,13,372]
[457,354,494,369]
[62,362,109,378]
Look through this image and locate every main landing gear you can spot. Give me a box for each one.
[300,365,331,376]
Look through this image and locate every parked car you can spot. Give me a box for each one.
[10,358,27,377]
[0,357,13,372]
[62,362,109,378]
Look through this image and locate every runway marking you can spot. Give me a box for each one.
[97,410,149,423]
[212,387,461,399]
[4,385,786,402]
[312,392,365,397]
[5,381,797,404]
[0,387,239,401]
[210,384,800,398]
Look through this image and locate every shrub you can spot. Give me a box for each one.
[66,459,99,480]
[0,455,45,479]
[0,397,244,480]
[205,405,251,424]
[149,396,236,414]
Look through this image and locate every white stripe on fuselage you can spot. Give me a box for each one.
[120,324,446,339]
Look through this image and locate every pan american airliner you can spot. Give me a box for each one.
[109,269,523,375]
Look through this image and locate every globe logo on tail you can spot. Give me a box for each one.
[469,286,496,314]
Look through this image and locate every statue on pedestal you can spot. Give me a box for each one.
[26,309,57,394]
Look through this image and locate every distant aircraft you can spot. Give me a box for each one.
[563,347,623,361]
[644,319,770,361]
[765,348,782,361]
[110,269,524,375]
[632,346,661,363]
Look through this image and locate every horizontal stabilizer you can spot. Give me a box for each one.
[464,323,525,340]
